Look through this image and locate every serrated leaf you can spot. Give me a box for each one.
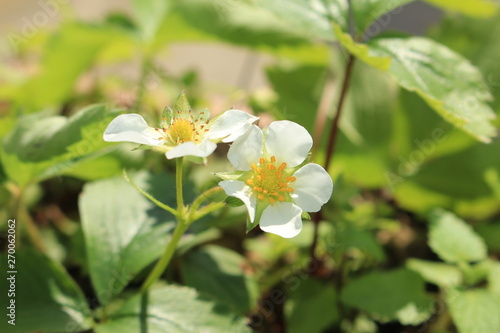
[181,245,259,314]
[95,284,251,333]
[0,250,93,333]
[367,37,496,142]
[429,209,487,263]
[1,105,120,185]
[340,268,434,324]
[285,278,339,333]
[424,0,498,17]
[448,289,500,333]
[407,258,462,287]
[79,172,176,304]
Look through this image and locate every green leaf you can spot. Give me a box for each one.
[1,105,121,186]
[258,0,414,41]
[181,245,258,314]
[79,172,176,304]
[429,209,487,263]
[337,227,386,263]
[333,25,391,70]
[95,284,251,333]
[340,268,434,324]
[153,0,329,64]
[265,64,327,131]
[19,23,130,111]
[424,0,498,17]
[406,258,462,287]
[0,250,93,333]
[448,289,500,333]
[285,278,339,333]
[131,0,169,42]
[367,37,496,142]
[63,144,145,180]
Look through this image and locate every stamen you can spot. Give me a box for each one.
[251,164,258,171]
[258,194,265,200]
[278,163,287,171]
[269,198,275,204]
[271,156,276,162]
[246,179,254,185]
[286,176,297,182]
[280,188,288,192]
[259,157,265,164]
[287,188,294,192]
[278,195,285,201]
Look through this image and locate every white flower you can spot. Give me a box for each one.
[219,120,333,238]
[103,109,258,159]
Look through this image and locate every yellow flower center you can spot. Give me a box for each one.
[246,156,296,204]
[155,110,210,146]
[167,118,195,143]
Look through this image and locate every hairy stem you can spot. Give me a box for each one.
[140,157,187,292]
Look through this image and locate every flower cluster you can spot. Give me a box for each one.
[218,121,333,238]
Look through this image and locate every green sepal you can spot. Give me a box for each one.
[173,91,192,119]
[246,200,268,232]
[161,106,173,127]
[225,196,244,207]
[215,171,247,181]
[301,211,311,220]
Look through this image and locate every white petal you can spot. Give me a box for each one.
[219,180,257,222]
[291,163,333,212]
[165,139,217,159]
[103,114,164,146]
[208,109,259,143]
[259,202,302,238]
[264,120,312,167]
[227,125,263,171]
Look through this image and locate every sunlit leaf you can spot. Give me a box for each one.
[429,209,487,263]
[448,289,500,333]
[79,172,176,304]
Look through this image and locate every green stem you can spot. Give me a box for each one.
[140,157,187,292]
[176,158,184,209]
[123,170,177,216]
[190,186,224,215]
[191,202,226,221]
[140,222,188,293]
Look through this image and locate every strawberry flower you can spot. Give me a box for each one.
[218,120,333,238]
[103,108,258,159]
